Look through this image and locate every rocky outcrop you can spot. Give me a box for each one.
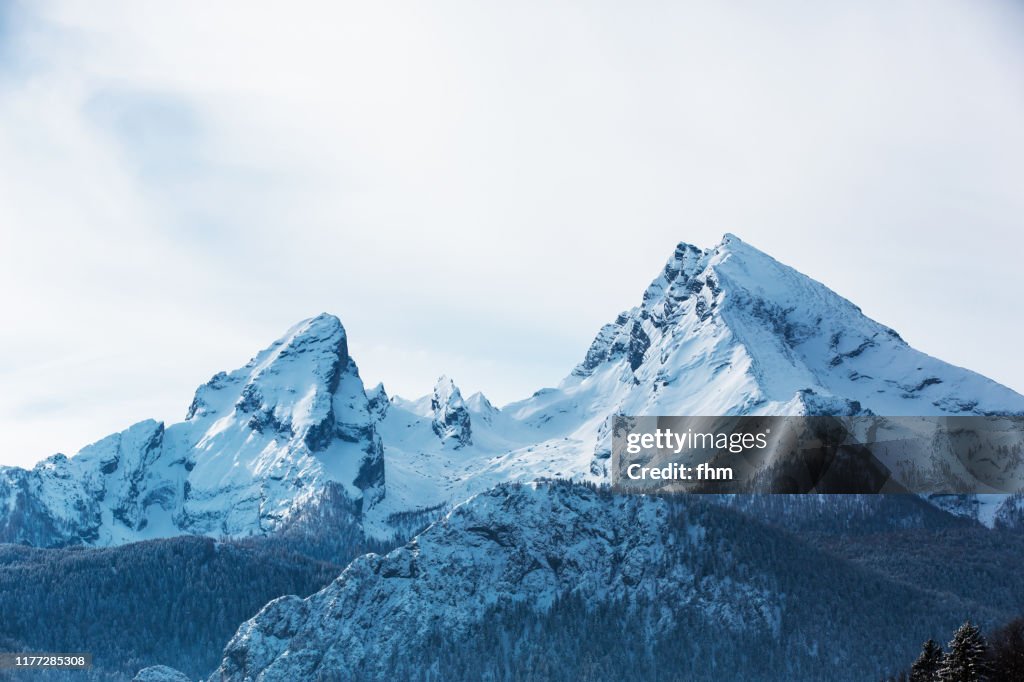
[211,482,776,680]
[133,665,192,682]
[366,383,389,422]
[430,376,472,448]
[210,481,975,682]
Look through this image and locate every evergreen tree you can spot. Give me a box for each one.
[988,618,1024,682]
[939,621,989,682]
[910,639,943,682]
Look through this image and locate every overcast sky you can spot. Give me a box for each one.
[1,0,1023,468]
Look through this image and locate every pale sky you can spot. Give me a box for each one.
[2,0,1023,468]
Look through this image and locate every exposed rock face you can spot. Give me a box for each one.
[0,314,385,546]
[366,383,389,423]
[429,376,472,448]
[133,665,192,682]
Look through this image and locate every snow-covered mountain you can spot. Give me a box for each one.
[364,234,1024,531]
[429,376,473,447]
[507,233,1024,475]
[0,314,384,546]
[3,234,1023,547]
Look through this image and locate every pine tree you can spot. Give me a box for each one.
[989,618,1024,682]
[910,639,943,682]
[939,621,989,682]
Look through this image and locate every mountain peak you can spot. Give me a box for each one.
[265,313,347,367]
[176,309,386,526]
[0,311,387,545]
[568,234,1024,423]
[465,391,495,412]
[465,392,498,424]
[433,374,457,395]
[431,376,472,448]
[367,383,389,422]
[718,231,744,247]
[662,232,749,273]
[186,313,350,424]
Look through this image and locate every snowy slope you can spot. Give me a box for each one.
[365,377,587,537]
[0,314,384,546]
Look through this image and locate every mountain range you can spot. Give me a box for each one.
[2,234,1023,680]
[3,233,1021,548]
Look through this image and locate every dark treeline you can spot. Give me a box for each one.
[0,537,337,680]
[0,514,401,681]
